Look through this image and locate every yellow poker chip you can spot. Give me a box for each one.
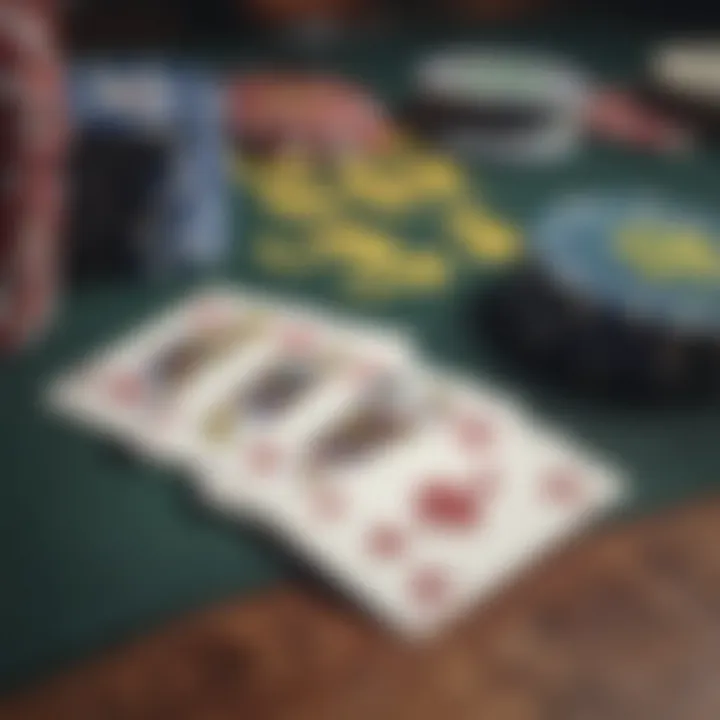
[240,152,337,220]
[409,154,468,201]
[340,156,421,211]
[342,246,451,299]
[263,151,319,180]
[395,248,450,288]
[616,222,720,280]
[310,222,401,268]
[255,236,319,275]
[254,176,334,219]
[451,206,522,264]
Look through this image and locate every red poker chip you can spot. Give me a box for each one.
[585,88,689,152]
[225,72,393,156]
[0,4,64,353]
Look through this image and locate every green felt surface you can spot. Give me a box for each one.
[3,28,720,693]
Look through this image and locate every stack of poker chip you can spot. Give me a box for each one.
[68,62,230,281]
[404,49,588,164]
[225,72,394,158]
[484,194,720,402]
[643,40,720,141]
[0,3,66,352]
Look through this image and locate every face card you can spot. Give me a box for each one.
[48,286,413,461]
[47,289,280,453]
[259,372,624,637]
[180,319,414,518]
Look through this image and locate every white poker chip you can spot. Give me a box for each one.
[411,48,590,164]
[650,40,720,105]
[416,48,588,109]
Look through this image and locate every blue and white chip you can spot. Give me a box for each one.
[69,62,231,279]
[532,193,720,334]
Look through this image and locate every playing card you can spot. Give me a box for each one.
[178,317,414,518]
[47,288,285,455]
[256,371,624,637]
[48,286,412,460]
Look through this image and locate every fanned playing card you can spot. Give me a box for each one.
[178,315,413,518]
[48,288,279,455]
[48,287,413,461]
[46,284,626,638]
[255,371,624,636]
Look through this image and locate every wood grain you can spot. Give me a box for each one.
[4,497,720,719]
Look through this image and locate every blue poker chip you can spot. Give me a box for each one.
[532,193,720,335]
[69,62,231,278]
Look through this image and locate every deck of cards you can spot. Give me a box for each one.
[47,286,626,638]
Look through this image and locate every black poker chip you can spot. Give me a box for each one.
[483,193,720,404]
[65,127,170,283]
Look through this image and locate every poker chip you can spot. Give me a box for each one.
[584,88,690,153]
[225,72,394,157]
[650,40,720,108]
[642,40,720,140]
[68,63,229,280]
[404,49,588,164]
[0,5,64,352]
[484,193,720,403]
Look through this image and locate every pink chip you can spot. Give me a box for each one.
[410,567,449,606]
[366,523,405,560]
[585,88,689,153]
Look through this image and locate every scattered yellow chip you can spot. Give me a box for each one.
[398,249,451,288]
[237,152,336,220]
[311,222,402,268]
[255,177,335,219]
[265,151,318,180]
[451,207,522,264]
[255,236,318,275]
[340,157,419,210]
[344,272,402,301]
[342,246,452,300]
[411,154,468,200]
